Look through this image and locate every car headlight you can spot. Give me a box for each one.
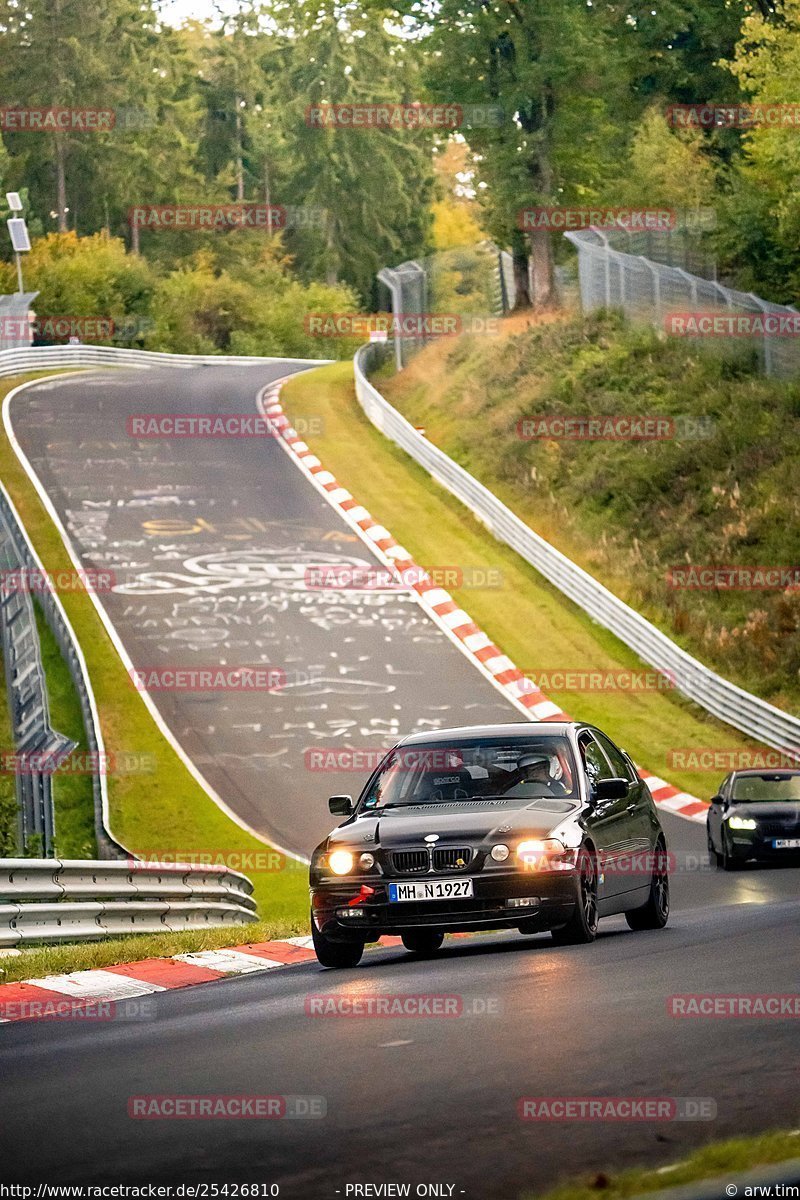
[727,816,757,831]
[516,838,568,869]
[491,843,510,862]
[328,849,355,875]
[358,852,375,870]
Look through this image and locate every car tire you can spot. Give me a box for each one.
[707,826,723,866]
[311,917,365,968]
[721,834,743,872]
[625,840,670,931]
[401,930,445,956]
[550,844,598,945]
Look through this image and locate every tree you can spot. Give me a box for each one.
[430,139,487,250]
[606,0,755,106]
[410,0,626,308]
[613,104,718,210]
[717,0,800,297]
[260,0,435,302]
[0,231,154,331]
[0,0,205,252]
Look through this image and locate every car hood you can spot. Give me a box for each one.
[328,798,580,849]
[728,802,800,821]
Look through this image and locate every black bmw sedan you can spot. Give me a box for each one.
[707,768,800,869]
[309,721,669,967]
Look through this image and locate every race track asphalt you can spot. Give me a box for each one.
[2,363,797,1194]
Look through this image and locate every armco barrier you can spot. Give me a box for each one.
[0,483,77,856]
[0,858,257,946]
[0,479,120,858]
[353,342,800,756]
[0,344,331,380]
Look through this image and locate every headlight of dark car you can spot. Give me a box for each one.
[516,838,576,870]
[315,849,378,877]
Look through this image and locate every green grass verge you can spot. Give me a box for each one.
[0,373,308,934]
[33,603,97,859]
[0,917,308,985]
[524,1129,800,1200]
[281,362,764,803]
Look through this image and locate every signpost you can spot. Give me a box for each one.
[5,193,30,296]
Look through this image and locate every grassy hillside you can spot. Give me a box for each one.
[380,312,800,713]
[281,363,761,805]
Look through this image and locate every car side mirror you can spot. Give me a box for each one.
[328,794,354,816]
[594,777,629,801]
[710,794,723,806]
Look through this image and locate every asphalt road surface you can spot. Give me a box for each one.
[7,364,512,857]
[0,810,797,1193]
[3,363,797,1194]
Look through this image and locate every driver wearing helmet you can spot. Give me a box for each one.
[507,750,570,797]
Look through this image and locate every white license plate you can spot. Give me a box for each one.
[773,838,800,849]
[389,879,474,903]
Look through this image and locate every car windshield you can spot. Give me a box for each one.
[731,773,800,802]
[359,736,579,809]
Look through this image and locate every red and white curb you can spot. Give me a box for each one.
[259,378,708,826]
[0,935,473,1023]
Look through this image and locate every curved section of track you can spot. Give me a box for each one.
[6,364,515,857]
[3,362,798,1194]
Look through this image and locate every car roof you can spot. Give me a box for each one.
[397,722,579,746]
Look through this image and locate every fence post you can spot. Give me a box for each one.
[747,293,772,376]
[377,267,404,372]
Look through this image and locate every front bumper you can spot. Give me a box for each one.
[310,869,579,940]
[728,829,800,861]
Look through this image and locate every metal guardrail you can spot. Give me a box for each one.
[0,520,75,857]
[0,858,257,946]
[565,227,800,379]
[0,344,330,379]
[0,481,119,859]
[354,342,800,756]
